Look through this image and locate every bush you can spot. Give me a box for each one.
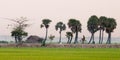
[0,41,8,43]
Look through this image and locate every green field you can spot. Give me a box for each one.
[0,48,120,60]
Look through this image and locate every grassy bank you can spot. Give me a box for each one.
[0,48,119,60]
[1,44,120,48]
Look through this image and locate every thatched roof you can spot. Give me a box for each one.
[26,35,44,43]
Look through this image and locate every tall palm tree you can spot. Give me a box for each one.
[105,18,117,44]
[41,19,52,46]
[98,16,107,44]
[68,19,82,44]
[55,22,66,44]
[87,15,99,44]
[66,32,73,44]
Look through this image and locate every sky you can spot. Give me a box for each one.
[0,0,120,38]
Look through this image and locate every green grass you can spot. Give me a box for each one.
[0,48,120,60]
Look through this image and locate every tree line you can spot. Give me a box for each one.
[7,15,117,46]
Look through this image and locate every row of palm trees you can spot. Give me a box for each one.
[87,15,117,44]
[8,15,117,46]
[40,18,82,46]
[41,15,117,46]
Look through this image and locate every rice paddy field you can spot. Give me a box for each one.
[0,48,120,60]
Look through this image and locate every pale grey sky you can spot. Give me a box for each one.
[0,0,120,38]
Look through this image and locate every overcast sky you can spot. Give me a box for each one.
[0,0,120,38]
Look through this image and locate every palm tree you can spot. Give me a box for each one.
[68,19,82,44]
[105,18,117,44]
[87,15,99,44]
[66,32,73,44]
[98,16,107,44]
[41,19,52,46]
[55,22,66,44]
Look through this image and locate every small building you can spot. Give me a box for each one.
[26,35,44,43]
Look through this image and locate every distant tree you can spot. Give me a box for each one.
[41,19,52,46]
[11,28,28,43]
[8,17,29,43]
[81,35,86,44]
[49,35,55,43]
[68,19,82,44]
[55,22,66,44]
[87,15,99,44]
[0,41,8,43]
[66,32,73,44]
[98,16,107,44]
[105,18,117,44]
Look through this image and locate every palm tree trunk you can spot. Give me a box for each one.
[74,31,78,44]
[74,26,78,44]
[45,28,48,40]
[106,33,110,44]
[42,28,48,46]
[99,29,102,44]
[58,31,62,44]
[69,37,73,44]
[106,32,111,44]
[109,32,111,44]
[101,30,104,44]
[106,38,109,44]
[92,33,95,44]
[67,37,70,44]
[88,34,93,44]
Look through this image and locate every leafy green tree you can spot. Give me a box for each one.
[105,18,117,44]
[98,16,107,44]
[66,32,73,44]
[55,22,66,44]
[41,19,52,46]
[49,35,55,43]
[68,19,82,44]
[87,15,99,44]
[11,30,18,43]
[11,28,28,43]
[9,17,29,43]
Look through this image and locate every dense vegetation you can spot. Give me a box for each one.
[3,15,117,45]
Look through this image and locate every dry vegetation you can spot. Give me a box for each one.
[0,43,120,48]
